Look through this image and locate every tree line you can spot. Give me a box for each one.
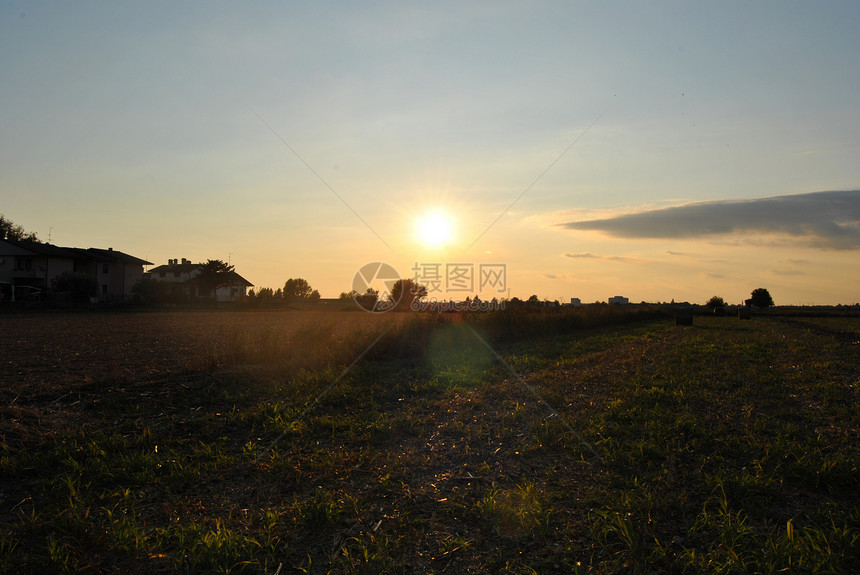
[705,288,775,311]
[247,278,321,306]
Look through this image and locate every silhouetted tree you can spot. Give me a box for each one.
[705,296,726,310]
[258,287,275,299]
[194,260,234,297]
[131,278,174,305]
[358,287,378,309]
[284,278,320,304]
[0,214,39,242]
[247,286,282,308]
[389,278,427,311]
[52,271,97,304]
[747,288,774,308]
[340,288,378,309]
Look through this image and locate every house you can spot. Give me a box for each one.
[83,247,153,303]
[145,259,253,302]
[150,258,198,282]
[608,295,629,305]
[212,271,254,302]
[0,239,150,303]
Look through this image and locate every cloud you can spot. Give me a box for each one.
[557,190,860,249]
[540,272,578,281]
[772,269,806,276]
[563,252,641,263]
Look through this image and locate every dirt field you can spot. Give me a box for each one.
[1,309,858,573]
[0,310,393,443]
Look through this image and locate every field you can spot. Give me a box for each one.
[1,308,858,573]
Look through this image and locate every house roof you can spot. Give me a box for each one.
[220,271,253,287]
[148,263,200,274]
[0,239,151,265]
[86,247,152,265]
[0,239,81,258]
[147,264,253,287]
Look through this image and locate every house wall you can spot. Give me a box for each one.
[0,249,75,300]
[122,264,145,299]
[96,261,117,302]
[7,254,49,290]
[153,268,199,283]
[96,261,147,303]
[46,258,76,285]
[215,284,247,302]
[0,241,35,283]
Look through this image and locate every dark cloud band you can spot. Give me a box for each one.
[557,190,860,249]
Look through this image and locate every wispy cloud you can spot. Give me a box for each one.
[541,272,577,280]
[563,252,639,263]
[772,269,806,276]
[556,190,860,249]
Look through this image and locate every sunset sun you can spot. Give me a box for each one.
[415,210,454,248]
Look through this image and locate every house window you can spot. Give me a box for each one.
[102,284,108,295]
[102,263,110,274]
[15,257,32,271]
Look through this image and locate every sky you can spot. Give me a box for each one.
[2,1,859,305]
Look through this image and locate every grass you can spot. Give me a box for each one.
[0,307,858,573]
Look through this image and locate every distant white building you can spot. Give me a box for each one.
[608,295,629,304]
[570,298,582,306]
[146,258,253,302]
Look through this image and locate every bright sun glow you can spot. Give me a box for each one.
[415,210,454,248]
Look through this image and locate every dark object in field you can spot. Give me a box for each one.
[738,307,752,320]
[713,306,726,317]
[675,306,693,325]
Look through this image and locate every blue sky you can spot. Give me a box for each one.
[2,1,859,304]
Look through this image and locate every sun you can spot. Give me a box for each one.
[415,210,454,248]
